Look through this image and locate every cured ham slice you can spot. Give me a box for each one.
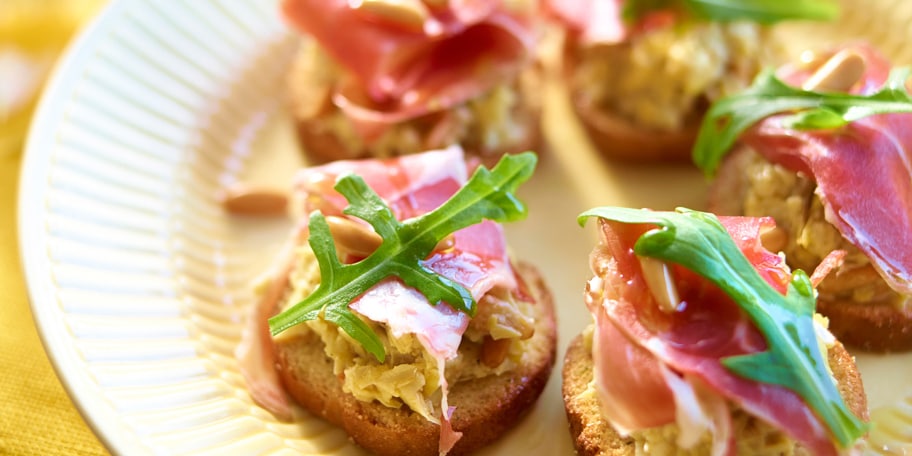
[541,0,674,44]
[235,237,300,421]
[742,44,912,295]
[282,0,535,140]
[586,280,677,433]
[587,216,841,456]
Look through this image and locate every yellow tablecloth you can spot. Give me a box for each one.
[1,2,109,454]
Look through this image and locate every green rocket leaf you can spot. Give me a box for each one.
[269,152,537,362]
[579,206,867,448]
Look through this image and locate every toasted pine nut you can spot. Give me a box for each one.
[638,257,681,313]
[474,293,535,340]
[802,49,867,92]
[350,0,429,31]
[760,226,788,253]
[480,336,511,368]
[434,234,455,253]
[221,187,288,216]
[325,215,383,257]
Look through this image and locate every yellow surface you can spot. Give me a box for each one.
[0,1,108,454]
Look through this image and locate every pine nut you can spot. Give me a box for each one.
[433,234,455,253]
[350,0,429,32]
[760,226,788,253]
[480,336,511,368]
[221,187,288,216]
[638,257,682,313]
[802,49,867,92]
[325,215,383,257]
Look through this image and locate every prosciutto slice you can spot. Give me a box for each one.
[542,0,674,44]
[741,44,912,295]
[282,0,535,140]
[587,216,842,456]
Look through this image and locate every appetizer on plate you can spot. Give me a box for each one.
[565,207,868,455]
[236,146,557,456]
[280,0,541,162]
[695,43,912,351]
[543,0,837,161]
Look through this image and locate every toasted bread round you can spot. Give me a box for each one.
[709,147,912,352]
[274,261,557,456]
[560,35,702,164]
[286,44,543,164]
[562,333,868,456]
[569,92,698,163]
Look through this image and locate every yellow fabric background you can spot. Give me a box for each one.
[2,2,108,454]
[1,156,108,456]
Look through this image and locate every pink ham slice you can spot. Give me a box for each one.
[281,0,534,141]
[588,215,842,456]
[541,0,675,44]
[741,43,912,295]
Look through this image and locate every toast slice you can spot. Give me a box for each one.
[275,261,557,456]
[562,331,868,456]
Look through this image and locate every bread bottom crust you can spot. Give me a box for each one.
[275,261,557,456]
[817,297,912,352]
[561,332,868,456]
[569,93,697,163]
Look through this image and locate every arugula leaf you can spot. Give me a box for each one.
[578,207,868,448]
[268,152,538,362]
[624,0,838,24]
[693,67,912,175]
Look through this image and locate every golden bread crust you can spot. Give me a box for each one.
[816,298,912,352]
[561,333,868,455]
[561,335,633,456]
[275,261,557,456]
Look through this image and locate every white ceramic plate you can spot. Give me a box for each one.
[18,0,912,454]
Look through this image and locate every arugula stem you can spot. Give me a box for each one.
[624,0,838,24]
